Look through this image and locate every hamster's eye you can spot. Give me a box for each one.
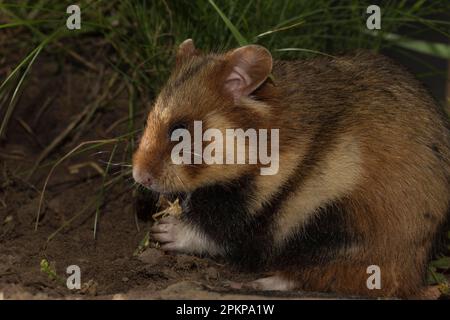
[168,122,187,139]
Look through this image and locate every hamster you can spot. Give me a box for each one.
[132,39,450,298]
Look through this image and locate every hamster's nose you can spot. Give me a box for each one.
[132,167,153,187]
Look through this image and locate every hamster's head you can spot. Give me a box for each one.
[133,39,275,193]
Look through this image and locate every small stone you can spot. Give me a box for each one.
[112,293,125,300]
[3,215,13,224]
[79,280,98,296]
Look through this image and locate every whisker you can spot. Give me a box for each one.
[97,159,132,167]
[90,151,112,156]
[175,172,186,190]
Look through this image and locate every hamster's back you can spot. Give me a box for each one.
[269,51,450,297]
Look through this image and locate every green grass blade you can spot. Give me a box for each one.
[256,20,305,39]
[0,45,41,94]
[207,0,248,46]
[378,32,450,59]
[93,143,118,239]
[276,48,336,58]
[0,44,43,139]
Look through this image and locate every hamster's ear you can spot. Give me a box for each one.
[176,39,199,65]
[224,45,272,101]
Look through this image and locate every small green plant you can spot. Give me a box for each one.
[40,259,65,285]
[133,231,150,256]
[427,231,450,294]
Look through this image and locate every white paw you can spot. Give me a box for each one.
[151,216,187,252]
[247,275,295,291]
[150,216,223,256]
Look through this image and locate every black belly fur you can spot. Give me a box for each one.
[181,175,357,271]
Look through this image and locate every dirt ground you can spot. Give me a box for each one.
[0,46,447,300]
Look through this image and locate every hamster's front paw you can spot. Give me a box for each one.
[150,216,187,252]
[150,215,223,256]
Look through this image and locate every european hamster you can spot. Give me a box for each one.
[132,39,450,298]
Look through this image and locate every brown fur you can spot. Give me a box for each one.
[133,43,450,298]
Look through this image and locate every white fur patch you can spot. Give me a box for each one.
[274,135,362,247]
[151,216,224,256]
